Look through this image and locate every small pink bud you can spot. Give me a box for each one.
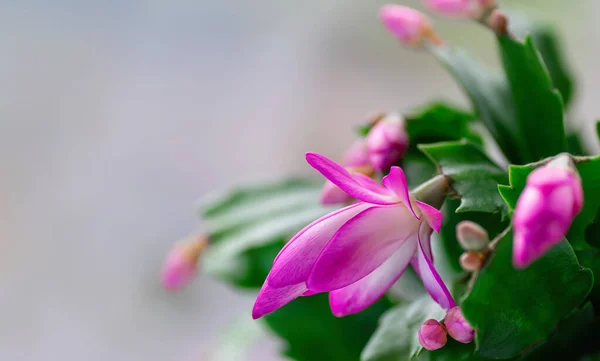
[459,252,485,272]
[456,221,489,252]
[422,0,495,19]
[513,157,583,269]
[366,113,409,172]
[379,5,442,47]
[161,234,208,291]
[418,319,448,351]
[444,307,474,343]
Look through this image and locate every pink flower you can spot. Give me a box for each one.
[422,0,495,18]
[418,319,448,351]
[252,153,455,319]
[161,235,207,291]
[513,165,583,269]
[444,306,474,343]
[379,5,441,47]
[320,140,372,205]
[366,113,409,172]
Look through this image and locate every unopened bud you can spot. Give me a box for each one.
[366,113,409,171]
[513,155,583,269]
[379,5,442,48]
[418,319,448,351]
[459,252,485,272]
[161,234,208,291]
[422,0,496,20]
[456,221,489,252]
[487,9,508,34]
[444,307,474,343]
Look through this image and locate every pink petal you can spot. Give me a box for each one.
[268,202,372,287]
[329,240,416,317]
[307,205,420,292]
[416,201,444,233]
[252,282,307,319]
[353,173,391,196]
[306,152,400,205]
[413,223,456,310]
[382,167,419,219]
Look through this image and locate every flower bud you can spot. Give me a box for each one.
[418,319,448,351]
[366,113,409,172]
[379,5,442,47]
[513,157,583,269]
[456,221,489,252]
[444,307,474,343]
[422,0,495,19]
[161,234,208,291]
[459,252,485,272]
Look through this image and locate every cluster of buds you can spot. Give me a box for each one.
[456,221,490,272]
[161,233,208,291]
[418,306,475,350]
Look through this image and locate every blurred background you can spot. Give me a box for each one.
[1,0,599,360]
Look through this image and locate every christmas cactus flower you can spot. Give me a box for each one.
[179,1,600,360]
[252,152,455,318]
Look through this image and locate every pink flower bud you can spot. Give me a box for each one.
[444,306,474,343]
[379,5,441,47]
[512,162,583,269]
[422,0,495,19]
[366,113,409,171]
[418,319,448,351]
[456,221,489,252]
[459,252,485,272]
[161,235,208,291]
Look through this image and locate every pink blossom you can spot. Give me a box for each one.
[418,319,448,351]
[444,306,474,343]
[422,0,495,18]
[379,5,438,47]
[513,165,583,269]
[366,113,409,172]
[252,153,455,319]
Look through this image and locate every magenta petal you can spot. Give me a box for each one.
[308,205,420,292]
[353,173,392,196]
[268,203,372,287]
[414,223,456,310]
[382,167,419,219]
[329,240,416,316]
[306,152,399,205]
[252,282,307,319]
[416,201,443,233]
